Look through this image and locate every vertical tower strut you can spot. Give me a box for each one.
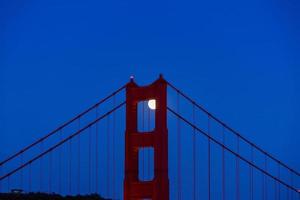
[124,75,170,200]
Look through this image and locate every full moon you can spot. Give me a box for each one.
[148,99,156,110]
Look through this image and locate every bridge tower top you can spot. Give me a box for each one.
[124,75,169,200]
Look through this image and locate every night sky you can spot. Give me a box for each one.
[1,0,300,198]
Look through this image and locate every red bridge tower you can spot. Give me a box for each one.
[124,75,169,200]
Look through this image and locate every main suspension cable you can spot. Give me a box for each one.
[0,85,126,167]
[0,102,125,182]
[167,81,300,178]
[167,107,300,194]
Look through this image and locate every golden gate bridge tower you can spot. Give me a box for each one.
[124,75,169,200]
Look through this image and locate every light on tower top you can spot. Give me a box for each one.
[130,75,134,82]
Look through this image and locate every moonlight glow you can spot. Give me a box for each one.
[148,99,156,110]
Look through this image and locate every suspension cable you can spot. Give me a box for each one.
[112,95,116,199]
[250,144,254,200]
[276,162,280,200]
[39,141,43,192]
[20,153,23,190]
[107,115,110,198]
[0,85,126,167]
[28,162,32,192]
[192,103,196,200]
[7,175,10,192]
[95,106,99,194]
[262,170,265,200]
[291,170,294,199]
[222,126,226,200]
[278,163,281,200]
[59,129,62,194]
[236,136,240,200]
[88,126,92,194]
[0,102,125,183]
[177,91,182,200]
[264,155,267,200]
[208,115,211,200]
[69,138,72,194]
[49,150,52,193]
[77,118,81,194]
[167,81,300,177]
[167,107,300,194]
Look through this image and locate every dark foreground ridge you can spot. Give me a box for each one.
[0,193,111,200]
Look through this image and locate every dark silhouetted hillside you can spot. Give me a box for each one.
[0,193,111,200]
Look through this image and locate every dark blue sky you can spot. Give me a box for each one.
[1,0,300,195]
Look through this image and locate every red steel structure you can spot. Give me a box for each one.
[1,75,300,199]
[124,75,169,200]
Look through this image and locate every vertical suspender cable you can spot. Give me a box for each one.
[20,153,23,190]
[262,170,265,200]
[59,129,62,194]
[291,171,293,200]
[286,184,289,200]
[208,115,211,200]
[250,145,254,200]
[275,176,278,200]
[107,115,110,198]
[95,107,99,193]
[262,155,267,200]
[222,126,225,200]
[40,141,43,192]
[278,163,280,200]
[69,139,72,194]
[275,163,278,200]
[49,150,52,193]
[177,92,181,200]
[77,118,81,194]
[275,163,280,200]
[265,155,267,200]
[112,95,116,199]
[89,126,92,194]
[192,103,196,200]
[7,175,10,192]
[236,137,240,200]
[1,170,5,192]
[29,162,32,192]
